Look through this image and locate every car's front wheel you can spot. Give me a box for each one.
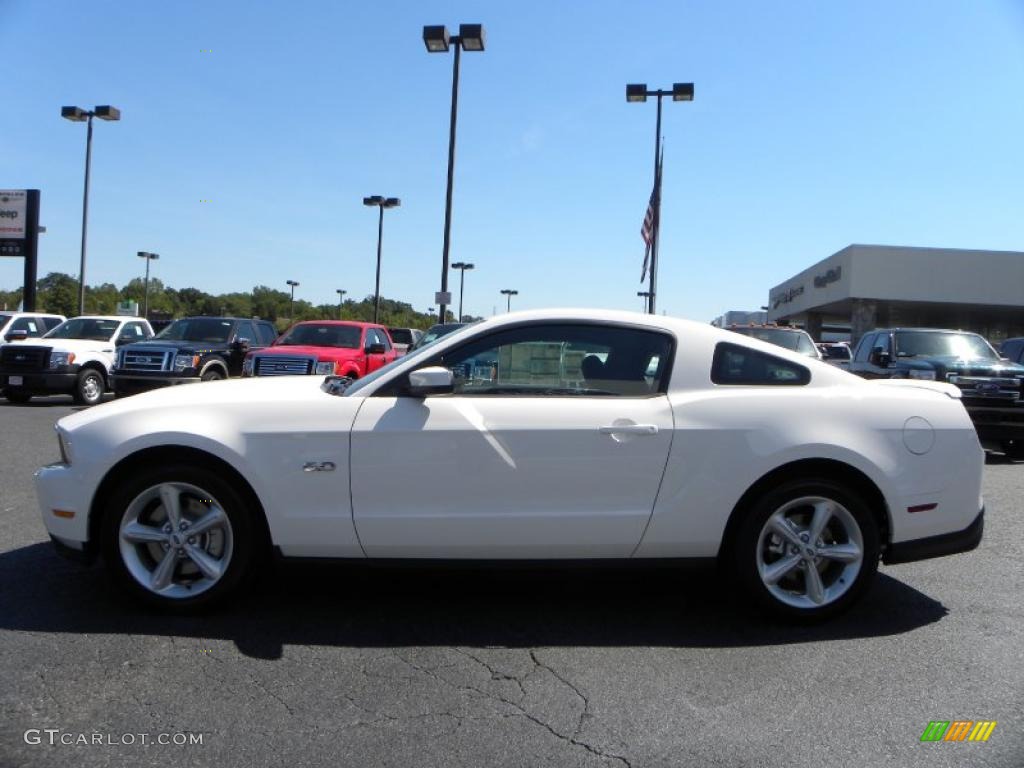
[734,479,880,620]
[73,369,105,405]
[100,465,261,610]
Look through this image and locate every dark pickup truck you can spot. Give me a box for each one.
[850,328,1024,456]
[111,316,278,396]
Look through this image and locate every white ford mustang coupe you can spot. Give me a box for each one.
[35,309,984,619]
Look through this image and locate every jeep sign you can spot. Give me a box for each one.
[0,190,27,241]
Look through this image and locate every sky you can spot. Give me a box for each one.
[2,0,1023,322]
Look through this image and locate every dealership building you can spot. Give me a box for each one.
[767,244,1024,346]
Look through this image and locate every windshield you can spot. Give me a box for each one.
[894,331,998,360]
[411,323,464,350]
[44,317,119,341]
[821,345,851,360]
[278,323,361,348]
[340,322,480,396]
[157,318,234,343]
[730,326,818,354]
[388,328,413,345]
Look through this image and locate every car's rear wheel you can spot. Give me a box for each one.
[3,388,32,404]
[73,369,104,405]
[734,479,880,620]
[100,465,260,610]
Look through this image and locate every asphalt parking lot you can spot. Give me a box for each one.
[1,395,1022,768]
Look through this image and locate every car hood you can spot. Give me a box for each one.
[28,337,115,352]
[58,375,331,432]
[258,344,361,360]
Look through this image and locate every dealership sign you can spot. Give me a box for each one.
[0,190,27,241]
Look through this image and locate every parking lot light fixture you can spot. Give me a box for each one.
[626,82,694,314]
[336,289,347,320]
[500,288,518,312]
[423,22,486,328]
[286,279,299,322]
[451,261,475,321]
[363,196,401,324]
[62,103,122,314]
[137,251,159,318]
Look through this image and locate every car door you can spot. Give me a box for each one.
[349,322,676,558]
[365,328,389,373]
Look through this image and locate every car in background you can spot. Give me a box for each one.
[0,311,66,342]
[386,327,423,356]
[817,342,852,368]
[409,322,469,352]
[727,324,823,360]
[243,320,397,379]
[0,315,153,405]
[36,309,983,620]
[849,328,1024,457]
[998,337,1024,365]
[111,316,278,396]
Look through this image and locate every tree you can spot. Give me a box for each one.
[36,273,79,317]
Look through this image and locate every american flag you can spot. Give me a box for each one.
[640,146,663,282]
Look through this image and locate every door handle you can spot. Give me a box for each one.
[599,424,658,436]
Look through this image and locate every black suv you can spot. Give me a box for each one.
[111,316,278,396]
[849,328,1024,456]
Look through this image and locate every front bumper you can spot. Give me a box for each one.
[883,507,984,565]
[0,368,78,393]
[35,461,94,561]
[966,404,1024,442]
[111,372,201,393]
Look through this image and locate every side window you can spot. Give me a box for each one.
[796,334,817,357]
[711,342,810,386]
[11,317,43,336]
[853,333,877,363]
[256,323,277,346]
[45,316,64,331]
[420,323,673,397]
[234,321,256,343]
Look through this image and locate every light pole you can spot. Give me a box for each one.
[626,82,693,314]
[363,196,400,324]
[336,289,347,320]
[422,23,486,328]
[286,279,299,322]
[137,251,159,318]
[500,288,518,312]
[61,105,121,314]
[450,261,474,321]
[637,290,651,312]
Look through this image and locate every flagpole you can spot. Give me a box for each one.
[649,95,663,314]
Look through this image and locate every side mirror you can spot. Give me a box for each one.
[233,337,251,350]
[4,330,28,342]
[115,336,131,346]
[407,366,454,397]
[366,342,386,355]
[869,346,891,367]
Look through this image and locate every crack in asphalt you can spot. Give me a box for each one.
[390,649,633,768]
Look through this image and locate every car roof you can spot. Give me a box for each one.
[872,328,983,334]
[64,315,138,322]
[291,320,381,328]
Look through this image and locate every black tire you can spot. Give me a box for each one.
[733,478,880,621]
[72,368,105,406]
[1001,440,1024,460]
[4,388,32,404]
[100,463,262,611]
[200,365,225,382]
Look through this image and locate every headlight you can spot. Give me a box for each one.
[242,357,254,376]
[48,351,76,369]
[315,361,336,375]
[908,370,936,380]
[174,353,200,371]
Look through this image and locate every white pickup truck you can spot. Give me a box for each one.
[0,315,153,405]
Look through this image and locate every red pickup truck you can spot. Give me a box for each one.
[242,321,397,379]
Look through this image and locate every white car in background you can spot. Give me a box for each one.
[35,309,983,619]
[0,311,66,341]
[1,315,153,405]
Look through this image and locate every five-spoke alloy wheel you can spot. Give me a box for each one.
[735,479,880,620]
[102,464,260,610]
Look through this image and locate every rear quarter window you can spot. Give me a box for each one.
[712,342,810,385]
